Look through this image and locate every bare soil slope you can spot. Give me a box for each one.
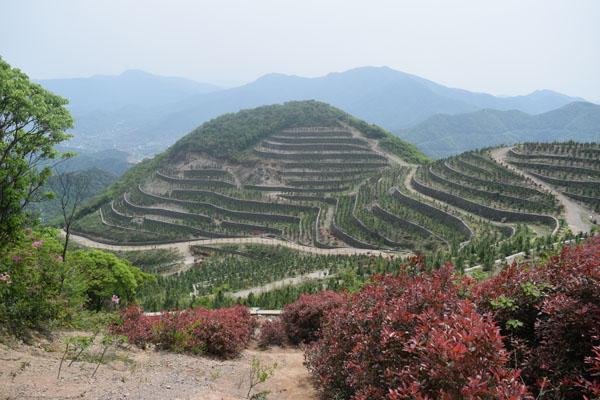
[0,333,316,400]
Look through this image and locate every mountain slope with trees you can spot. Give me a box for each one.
[131,67,584,154]
[39,66,585,158]
[401,101,600,158]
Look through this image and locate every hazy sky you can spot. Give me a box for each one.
[1,0,599,101]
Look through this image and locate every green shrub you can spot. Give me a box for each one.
[0,228,152,335]
[0,228,84,333]
[68,249,153,311]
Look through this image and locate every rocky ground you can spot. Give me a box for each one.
[0,332,317,400]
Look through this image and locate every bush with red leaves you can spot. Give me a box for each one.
[305,264,529,399]
[281,290,346,345]
[474,237,600,398]
[576,345,600,398]
[111,305,255,358]
[258,319,287,348]
[110,305,155,347]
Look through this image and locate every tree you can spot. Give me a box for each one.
[0,58,73,247]
[50,169,90,261]
[68,249,152,310]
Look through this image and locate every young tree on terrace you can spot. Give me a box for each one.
[0,58,73,247]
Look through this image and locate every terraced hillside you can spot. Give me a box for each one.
[73,102,415,250]
[73,102,592,255]
[411,150,562,238]
[507,143,600,211]
[493,142,600,232]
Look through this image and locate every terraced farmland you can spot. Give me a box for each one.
[411,150,561,236]
[506,143,600,213]
[75,124,399,248]
[73,102,594,256]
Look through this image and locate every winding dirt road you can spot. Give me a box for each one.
[229,269,332,299]
[490,147,599,234]
[67,231,406,259]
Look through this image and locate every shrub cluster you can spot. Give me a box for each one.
[474,236,600,399]
[0,228,150,334]
[258,319,287,348]
[112,305,255,358]
[305,264,528,399]
[304,238,600,400]
[281,290,346,345]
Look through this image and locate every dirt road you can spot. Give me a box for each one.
[67,231,406,259]
[229,269,331,299]
[490,147,598,234]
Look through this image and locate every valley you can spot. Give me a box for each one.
[2,4,599,398]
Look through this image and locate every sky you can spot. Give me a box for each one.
[1,0,599,102]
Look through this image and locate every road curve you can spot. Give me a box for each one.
[66,231,407,259]
[489,146,599,234]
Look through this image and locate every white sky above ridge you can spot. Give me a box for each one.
[1,0,599,102]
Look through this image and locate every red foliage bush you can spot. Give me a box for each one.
[473,237,600,398]
[576,345,600,398]
[112,305,255,358]
[281,290,346,344]
[258,319,287,348]
[111,305,156,347]
[305,264,529,399]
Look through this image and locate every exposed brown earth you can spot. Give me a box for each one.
[0,333,317,400]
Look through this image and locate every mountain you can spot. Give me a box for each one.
[73,101,430,246]
[135,67,583,151]
[45,148,133,176]
[38,67,584,159]
[39,69,220,112]
[32,149,132,221]
[30,167,118,223]
[72,101,597,259]
[39,70,221,159]
[399,101,600,158]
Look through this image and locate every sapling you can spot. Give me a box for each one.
[246,356,277,400]
[91,334,127,378]
[57,335,94,379]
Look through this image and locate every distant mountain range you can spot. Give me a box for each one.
[39,70,221,158]
[39,69,220,112]
[400,101,600,158]
[38,66,593,159]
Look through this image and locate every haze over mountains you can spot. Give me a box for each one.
[402,101,600,158]
[39,66,595,159]
[40,69,220,112]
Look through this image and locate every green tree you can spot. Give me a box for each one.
[0,228,86,333]
[0,58,73,247]
[68,249,153,310]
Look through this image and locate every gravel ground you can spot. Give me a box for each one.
[0,333,317,400]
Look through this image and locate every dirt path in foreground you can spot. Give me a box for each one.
[0,334,317,400]
[66,231,405,259]
[489,146,599,234]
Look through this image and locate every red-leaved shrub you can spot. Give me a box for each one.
[258,319,287,348]
[281,290,346,344]
[112,305,255,358]
[111,305,155,347]
[473,237,600,398]
[305,264,529,399]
